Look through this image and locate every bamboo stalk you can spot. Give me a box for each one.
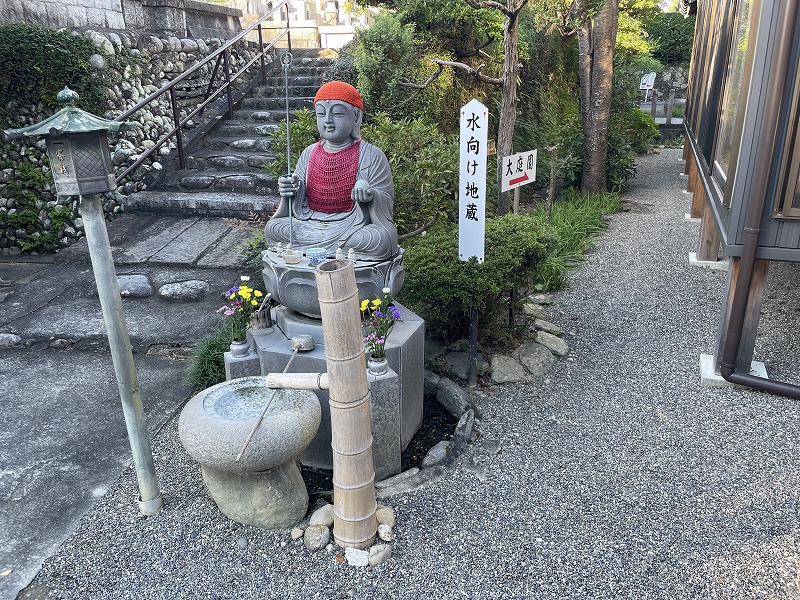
[265,372,329,390]
[315,259,377,549]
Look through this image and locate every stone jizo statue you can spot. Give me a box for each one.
[265,81,399,261]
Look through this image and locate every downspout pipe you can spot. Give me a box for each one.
[719,0,800,399]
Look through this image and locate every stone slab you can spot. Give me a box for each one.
[116,216,199,264]
[699,353,768,387]
[148,219,232,265]
[197,228,257,268]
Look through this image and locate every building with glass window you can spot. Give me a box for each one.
[684,0,800,396]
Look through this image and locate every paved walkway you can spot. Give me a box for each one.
[0,213,261,599]
[3,149,800,599]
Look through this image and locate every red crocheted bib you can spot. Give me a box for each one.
[306,141,360,213]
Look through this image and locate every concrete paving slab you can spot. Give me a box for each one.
[148,219,232,265]
[0,347,193,599]
[197,227,258,268]
[116,217,199,264]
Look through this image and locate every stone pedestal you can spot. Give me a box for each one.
[244,301,424,480]
[262,250,405,318]
[178,378,321,528]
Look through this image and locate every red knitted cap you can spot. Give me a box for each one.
[314,81,364,111]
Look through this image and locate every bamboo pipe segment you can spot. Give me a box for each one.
[265,372,329,390]
[235,338,303,462]
[315,259,377,550]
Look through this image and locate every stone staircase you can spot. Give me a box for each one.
[125,48,335,217]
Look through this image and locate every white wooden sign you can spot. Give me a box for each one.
[459,99,488,263]
[639,72,656,90]
[500,149,537,192]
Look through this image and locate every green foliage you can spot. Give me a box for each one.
[187,327,233,391]
[644,12,697,66]
[0,160,75,253]
[361,115,458,236]
[529,189,621,289]
[400,214,555,342]
[362,0,504,59]
[0,24,105,124]
[353,13,418,114]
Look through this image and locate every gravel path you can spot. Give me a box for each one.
[31,149,800,599]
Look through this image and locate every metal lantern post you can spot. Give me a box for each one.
[5,87,163,515]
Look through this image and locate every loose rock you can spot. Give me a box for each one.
[369,544,392,566]
[302,525,329,552]
[344,547,370,567]
[309,503,334,527]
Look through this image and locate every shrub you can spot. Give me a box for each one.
[187,327,233,391]
[353,14,418,114]
[400,214,555,342]
[644,12,697,66]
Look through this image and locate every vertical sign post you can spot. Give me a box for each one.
[459,99,488,386]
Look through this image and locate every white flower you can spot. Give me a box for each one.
[382,287,391,294]
[240,275,250,282]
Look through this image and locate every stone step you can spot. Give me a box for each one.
[201,136,275,153]
[185,148,278,170]
[252,83,323,98]
[173,170,278,192]
[214,120,283,138]
[241,96,314,111]
[124,190,278,218]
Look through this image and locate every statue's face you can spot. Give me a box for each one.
[315,100,357,145]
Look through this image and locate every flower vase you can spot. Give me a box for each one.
[229,339,251,358]
[367,354,388,376]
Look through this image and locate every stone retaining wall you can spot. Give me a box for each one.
[0,29,266,255]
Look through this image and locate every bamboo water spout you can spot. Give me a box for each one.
[315,259,377,549]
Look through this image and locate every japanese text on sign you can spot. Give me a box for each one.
[459,99,488,263]
[500,149,537,192]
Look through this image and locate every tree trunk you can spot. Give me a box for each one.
[496,4,521,215]
[577,0,619,194]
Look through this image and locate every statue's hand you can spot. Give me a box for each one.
[278,175,298,198]
[352,179,374,203]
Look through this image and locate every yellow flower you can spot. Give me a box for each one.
[371,299,382,309]
[254,290,263,297]
[229,293,236,300]
[251,299,258,306]
[360,299,369,312]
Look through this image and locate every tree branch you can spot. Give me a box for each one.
[428,58,502,85]
[398,212,440,241]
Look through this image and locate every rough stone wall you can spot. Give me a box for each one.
[652,66,690,99]
[0,30,264,255]
[0,0,126,30]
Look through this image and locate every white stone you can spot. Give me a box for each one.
[375,505,396,528]
[291,527,304,540]
[369,544,392,566]
[377,523,395,542]
[0,333,22,347]
[309,503,334,527]
[344,547,370,567]
[303,525,329,552]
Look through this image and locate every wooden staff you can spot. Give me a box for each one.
[315,259,377,549]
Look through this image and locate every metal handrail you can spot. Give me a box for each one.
[113,0,291,184]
